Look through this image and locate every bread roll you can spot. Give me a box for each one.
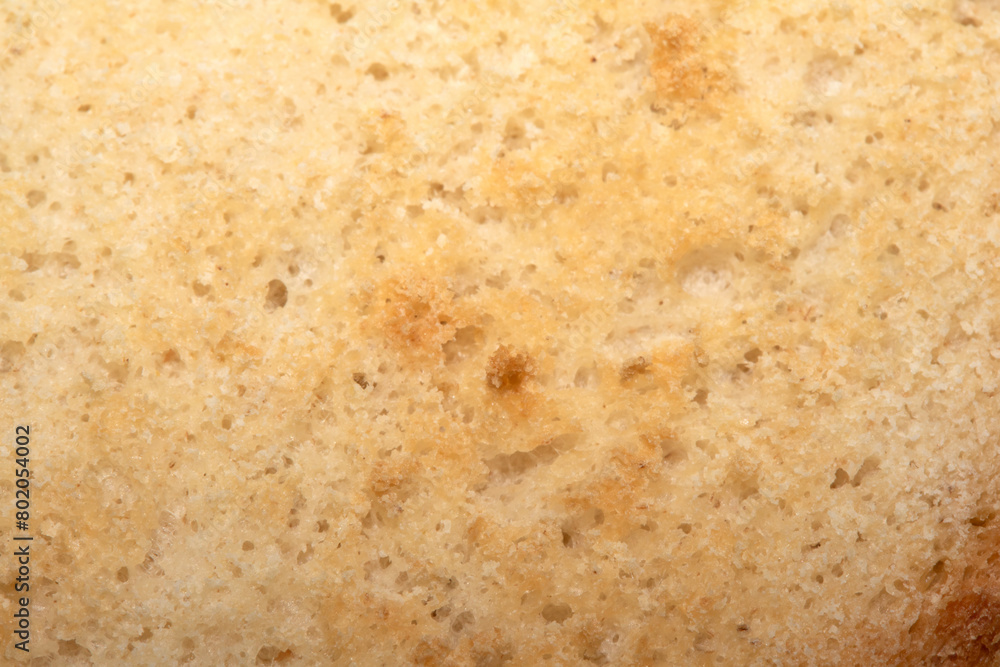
[3,0,1000,664]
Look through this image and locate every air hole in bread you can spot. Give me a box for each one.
[678,247,739,298]
[443,326,482,365]
[851,456,879,487]
[542,603,573,623]
[1,341,26,372]
[503,119,526,151]
[26,190,46,208]
[695,439,717,459]
[58,640,91,658]
[574,363,600,388]
[255,646,294,663]
[485,270,510,290]
[451,611,474,633]
[266,279,288,309]
[160,348,184,370]
[657,437,687,465]
[969,510,996,527]
[366,63,389,81]
[921,559,947,591]
[554,184,578,204]
[330,3,353,22]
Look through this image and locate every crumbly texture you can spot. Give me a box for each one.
[3,0,1000,665]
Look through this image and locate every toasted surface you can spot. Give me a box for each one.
[3,0,1000,664]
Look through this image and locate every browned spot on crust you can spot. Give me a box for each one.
[899,523,1000,665]
[925,592,1000,665]
[620,356,651,381]
[366,456,419,505]
[213,331,262,366]
[574,619,612,665]
[375,274,458,358]
[645,15,731,109]
[466,628,514,666]
[411,637,451,665]
[983,191,1000,217]
[486,345,534,391]
[841,523,1000,667]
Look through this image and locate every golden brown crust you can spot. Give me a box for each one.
[645,14,732,109]
[486,345,534,391]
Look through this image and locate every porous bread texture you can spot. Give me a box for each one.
[2,0,1000,664]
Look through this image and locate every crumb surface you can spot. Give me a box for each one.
[3,0,1000,665]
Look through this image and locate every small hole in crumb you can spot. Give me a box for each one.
[541,603,573,623]
[366,63,389,81]
[255,646,293,664]
[266,279,288,309]
[26,190,46,208]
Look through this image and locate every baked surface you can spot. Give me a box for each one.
[3,0,1000,664]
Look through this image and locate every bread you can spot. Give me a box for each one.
[3,0,1000,664]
